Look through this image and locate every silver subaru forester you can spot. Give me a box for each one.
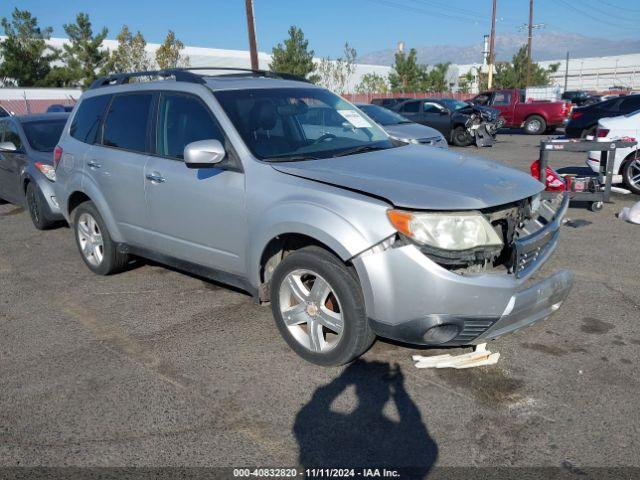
[53,68,573,366]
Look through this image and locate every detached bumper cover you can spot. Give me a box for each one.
[354,194,572,346]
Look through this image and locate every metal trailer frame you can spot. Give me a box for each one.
[537,139,636,212]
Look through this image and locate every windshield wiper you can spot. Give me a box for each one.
[398,120,414,124]
[265,154,322,163]
[333,145,388,158]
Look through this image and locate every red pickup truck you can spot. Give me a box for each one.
[469,89,571,135]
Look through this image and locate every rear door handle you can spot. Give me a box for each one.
[87,160,101,169]
[145,173,166,183]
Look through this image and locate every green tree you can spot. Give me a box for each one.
[0,8,60,86]
[457,70,475,94]
[493,45,560,89]
[269,26,317,81]
[61,12,109,88]
[388,48,425,92]
[155,30,190,69]
[108,25,152,73]
[355,72,389,94]
[424,62,451,92]
[316,42,357,93]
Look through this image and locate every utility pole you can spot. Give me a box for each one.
[245,0,259,70]
[564,51,570,91]
[526,0,533,87]
[487,0,496,90]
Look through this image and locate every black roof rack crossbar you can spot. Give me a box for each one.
[88,67,311,90]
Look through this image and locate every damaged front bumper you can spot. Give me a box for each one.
[352,193,573,346]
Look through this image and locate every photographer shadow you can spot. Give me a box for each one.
[293,360,438,478]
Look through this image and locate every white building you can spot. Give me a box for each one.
[44,37,392,93]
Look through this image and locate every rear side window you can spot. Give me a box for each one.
[156,93,224,159]
[70,95,111,144]
[23,120,67,152]
[103,93,153,153]
[620,96,640,114]
[493,92,512,106]
[400,101,419,113]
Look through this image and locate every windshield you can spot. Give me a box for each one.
[358,104,411,126]
[214,87,394,161]
[22,120,66,152]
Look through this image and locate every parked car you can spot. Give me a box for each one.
[587,109,640,194]
[0,106,11,117]
[46,104,75,113]
[565,95,640,138]
[0,113,68,229]
[370,97,411,109]
[54,69,572,366]
[392,98,502,146]
[561,90,597,107]
[356,103,447,148]
[469,89,571,134]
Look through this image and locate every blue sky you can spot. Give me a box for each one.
[2,0,639,57]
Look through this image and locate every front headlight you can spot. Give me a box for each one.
[387,209,503,251]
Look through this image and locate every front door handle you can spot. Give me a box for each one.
[87,160,101,169]
[145,173,166,183]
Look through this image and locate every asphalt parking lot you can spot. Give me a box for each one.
[1,132,639,473]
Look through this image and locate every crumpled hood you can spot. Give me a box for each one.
[272,144,543,210]
[458,104,501,122]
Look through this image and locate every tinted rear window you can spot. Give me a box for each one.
[23,120,67,152]
[103,93,153,153]
[70,95,111,144]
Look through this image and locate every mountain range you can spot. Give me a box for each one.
[357,32,640,66]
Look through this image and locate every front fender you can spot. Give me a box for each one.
[246,200,394,288]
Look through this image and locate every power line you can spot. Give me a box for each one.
[588,0,640,14]
[554,0,640,30]
[361,0,498,26]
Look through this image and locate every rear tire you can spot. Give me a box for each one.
[451,126,473,147]
[621,154,640,195]
[72,201,129,275]
[26,182,55,230]
[523,115,546,135]
[270,246,375,366]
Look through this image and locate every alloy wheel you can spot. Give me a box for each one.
[278,269,344,353]
[628,158,640,189]
[76,212,104,266]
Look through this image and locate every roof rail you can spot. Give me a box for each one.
[88,67,311,90]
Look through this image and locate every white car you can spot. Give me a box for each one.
[587,109,640,194]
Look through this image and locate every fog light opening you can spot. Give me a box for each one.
[422,323,460,344]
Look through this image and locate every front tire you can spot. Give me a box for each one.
[523,115,546,135]
[451,126,473,147]
[26,182,55,230]
[73,201,129,275]
[622,154,640,195]
[270,246,375,366]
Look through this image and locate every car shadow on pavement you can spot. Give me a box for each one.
[293,359,438,478]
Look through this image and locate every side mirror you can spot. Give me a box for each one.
[440,108,450,115]
[184,139,226,169]
[0,141,17,152]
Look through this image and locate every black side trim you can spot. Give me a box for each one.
[369,315,500,346]
[118,243,257,298]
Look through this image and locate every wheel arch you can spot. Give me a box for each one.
[65,183,124,242]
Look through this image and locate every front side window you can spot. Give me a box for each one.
[103,93,153,153]
[70,95,111,144]
[215,87,392,161]
[422,102,443,113]
[493,92,512,106]
[22,120,67,152]
[156,93,224,159]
